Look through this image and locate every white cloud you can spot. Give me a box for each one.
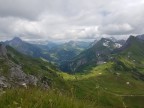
[98,23,133,35]
[0,0,144,41]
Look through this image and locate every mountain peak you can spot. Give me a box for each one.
[100,37,112,42]
[113,35,142,53]
[68,40,75,44]
[12,37,22,42]
[136,34,144,40]
[108,37,117,42]
[4,37,23,47]
[120,35,135,48]
[7,37,23,45]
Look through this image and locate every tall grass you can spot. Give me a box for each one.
[0,88,94,108]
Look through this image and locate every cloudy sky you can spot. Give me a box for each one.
[0,0,144,41]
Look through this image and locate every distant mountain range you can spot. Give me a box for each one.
[4,37,91,65]
[60,35,144,73]
[3,35,144,74]
[60,37,125,72]
[5,37,52,60]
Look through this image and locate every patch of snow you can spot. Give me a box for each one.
[103,41,110,47]
[114,43,122,48]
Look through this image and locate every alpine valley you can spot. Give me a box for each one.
[0,34,144,108]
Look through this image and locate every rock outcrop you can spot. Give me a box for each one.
[0,44,7,57]
[0,44,38,89]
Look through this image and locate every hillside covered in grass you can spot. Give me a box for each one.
[0,35,144,108]
[1,61,144,108]
[59,62,144,108]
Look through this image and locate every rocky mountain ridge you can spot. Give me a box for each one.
[0,44,38,88]
[0,44,65,89]
[60,37,124,72]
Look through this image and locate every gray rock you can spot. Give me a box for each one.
[0,44,7,57]
[0,76,10,88]
[26,75,38,86]
[10,65,27,80]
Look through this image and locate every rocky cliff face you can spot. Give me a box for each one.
[0,66,38,89]
[0,44,45,89]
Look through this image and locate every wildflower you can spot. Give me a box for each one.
[13,101,18,105]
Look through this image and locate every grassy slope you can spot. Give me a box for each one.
[1,38,144,108]
[1,60,144,108]
[60,62,144,108]
[0,88,94,108]
[0,46,95,108]
[6,46,70,90]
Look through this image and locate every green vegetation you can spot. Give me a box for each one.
[0,88,93,108]
[1,61,144,108]
[59,61,144,107]
[0,59,9,76]
[60,38,121,72]
[123,96,144,108]
[5,46,70,90]
[1,36,144,108]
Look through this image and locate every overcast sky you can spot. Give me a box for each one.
[0,0,144,41]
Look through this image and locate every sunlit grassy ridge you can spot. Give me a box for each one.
[59,63,112,80]
[59,60,144,108]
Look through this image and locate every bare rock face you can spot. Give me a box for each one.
[9,64,38,86]
[0,44,7,57]
[0,44,43,89]
[0,76,10,88]
[0,59,39,88]
[26,75,38,86]
[10,65,27,80]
